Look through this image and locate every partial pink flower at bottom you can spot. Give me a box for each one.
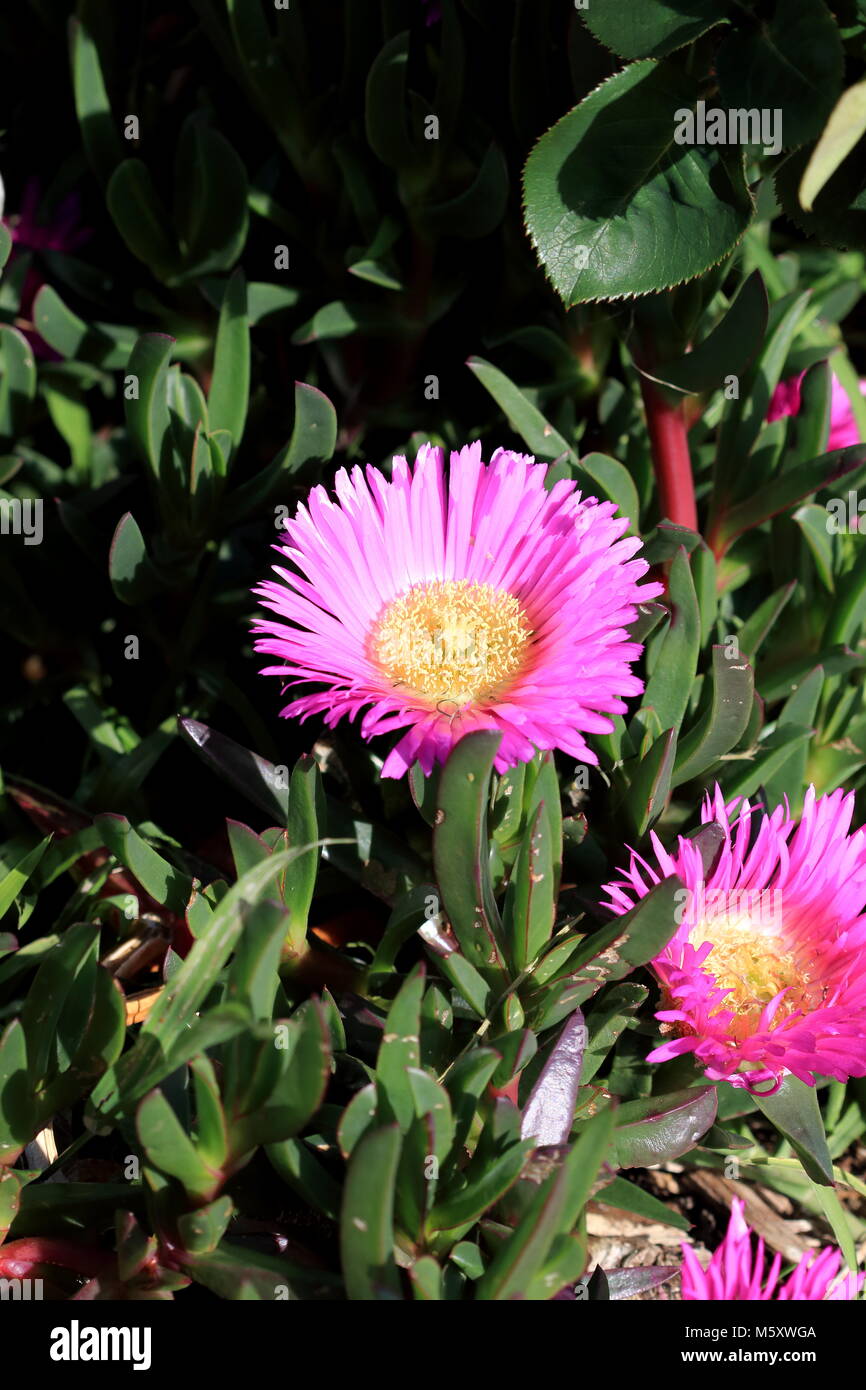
[767,368,866,450]
[682,1198,863,1300]
[601,786,866,1093]
[252,443,662,778]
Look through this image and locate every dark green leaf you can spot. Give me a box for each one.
[523,61,753,305]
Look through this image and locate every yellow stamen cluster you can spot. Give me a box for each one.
[371,579,531,709]
[689,916,820,1037]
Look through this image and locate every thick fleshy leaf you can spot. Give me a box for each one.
[88,850,308,1119]
[825,542,866,648]
[137,1088,219,1202]
[69,7,123,185]
[673,645,754,787]
[620,726,677,836]
[124,333,175,483]
[19,922,99,1088]
[711,444,866,557]
[208,267,249,452]
[595,1174,690,1231]
[184,1240,338,1300]
[654,271,768,395]
[576,453,640,532]
[799,80,866,211]
[0,326,36,440]
[710,291,811,512]
[228,381,337,519]
[365,32,416,171]
[433,732,507,982]
[520,1010,586,1147]
[0,838,50,921]
[106,160,181,281]
[428,1140,530,1235]
[605,1266,679,1299]
[580,984,648,1085]
[283,755,325,947]
[227,1001,331,1155]
[340,1124,403,1301]
[0,1167,26,1242]
[476,1108,614,1300]
[178,718,424,900]
[94,813,191,914]
[639,549,700,733]
[539,876,682,1009]
[376,965,425,1131]
[0,1020,33,1161]
[31,285,136,367]
[466,356,573,461]
[174,116,248,279]
[176,1196,234,1255]
[612,1085,718,1167]
[754,1075,834,1186]
[425,144,509,239]
[108,512,165,605]
[503,804,556,973]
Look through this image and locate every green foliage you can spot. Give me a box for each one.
[0,0,864,1304]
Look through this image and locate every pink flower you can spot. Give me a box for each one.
[2,178,89,359]
[4,178,88,256]
[767,369,866,450]
[601,786,866,1093]
[252,443,661,778]
[681,1198,863,1300]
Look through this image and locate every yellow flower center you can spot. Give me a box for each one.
[371,579,532,709]
[688,911,822,1039]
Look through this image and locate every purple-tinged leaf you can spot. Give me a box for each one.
[520,1009,586,1146]
[613,1085,718,1167]
[605,1265,678,1299]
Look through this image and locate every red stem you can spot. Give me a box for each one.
[0,1237,110,1280]
[639,375,698,533]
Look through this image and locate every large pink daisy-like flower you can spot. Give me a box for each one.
[252,443,661,778]
[682,1198,863,1301]
[601,786,866,1093]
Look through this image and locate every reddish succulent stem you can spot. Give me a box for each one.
[0,1237,110,1280]
[639,375,699,533]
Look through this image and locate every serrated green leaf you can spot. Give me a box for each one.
[580,0,729,59]
[523,61,753,306]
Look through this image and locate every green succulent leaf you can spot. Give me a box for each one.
[612,1085,718,1167]
[754,1074,834,1186]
